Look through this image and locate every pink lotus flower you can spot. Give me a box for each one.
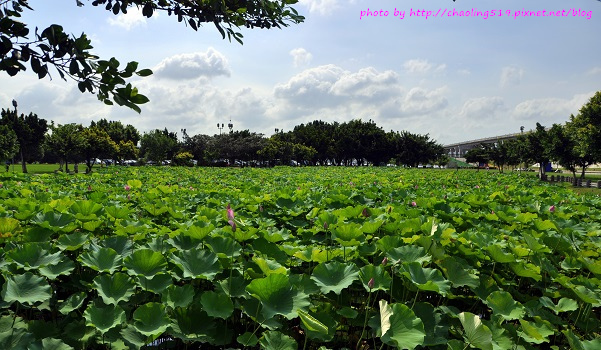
[127,194,131,200]
[415,185,418,189]
[228,219,236,232]
[411,201,417,207]
[491,210,495,214]
[87,185,92,191]
[368,277,375,289]
[124,185,130,191]
[226,204,235,221]
[475,185,480,189]
[549,205,555,212]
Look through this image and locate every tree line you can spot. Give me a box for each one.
[0,112,447,172]
[464,91,601,178]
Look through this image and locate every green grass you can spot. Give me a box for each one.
[3,163,103,174]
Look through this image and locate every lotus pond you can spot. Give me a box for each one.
[0,167,600,349]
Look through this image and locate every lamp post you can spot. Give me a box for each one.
[519,126,524,174]
[217,123,224,135]
[228,119,233,133]
[11,100,17,173]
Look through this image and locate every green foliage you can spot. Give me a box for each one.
[0,124,18,162]
[0,166,598,348]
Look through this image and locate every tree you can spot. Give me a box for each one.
[140,129,178,163]
[0,108,48,173]
[565,91,601,178]
[464,146,489,170]
[526,123,551,178]
[81,126,117,173]
[45,123,86,172]
[487,141,509,173]
[1,1,304,112]
[547,123,578,178]
[0,124,19,168]
[390,131,444,168]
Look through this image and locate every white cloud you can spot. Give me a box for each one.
[107,7,152,30]
[299,0,342,15]
[459,97,505,120]
[513,92,594,121]
[274,65,400,110]
[290,48,313,68]
[403,59,446,74]
[399,87,448,115]
[153,49,230,80]
[588,67,601,75]
[500,66,524,87]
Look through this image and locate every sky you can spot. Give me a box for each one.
[1,0,600,145]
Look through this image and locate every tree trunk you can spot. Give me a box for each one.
[581,166,586,179]
[20,148,27,173]
[65,160,69,173]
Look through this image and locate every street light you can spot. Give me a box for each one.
[11,100,17,173]
[217,123,224,135]
[228,119,233,133]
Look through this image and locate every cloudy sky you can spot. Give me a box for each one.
[1,0,600,145]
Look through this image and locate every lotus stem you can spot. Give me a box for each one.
[356,289,372,350]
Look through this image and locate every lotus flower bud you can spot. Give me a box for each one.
[323,222,329,230]
[381,257,388,266]
[362,208,370,218]
[411,201,417,207]
[226,204,235,220]
[228,219,236,232]
[124,185,130,191]
[368,277,375,289]
[549,205,555,212]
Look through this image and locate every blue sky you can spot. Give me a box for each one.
[1,0,600,144]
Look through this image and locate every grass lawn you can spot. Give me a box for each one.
[3,163,103,174]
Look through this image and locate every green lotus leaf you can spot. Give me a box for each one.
[458,312,493,350]
[69,200,103,222]
[259,330,297,350]
[200,291,234,319]
[298,309,333,341]
[93,272,136,305]
[387,245,431,265]
[82,220,103,232]
[170,249,221,279]
[381,302,426,349]
[83,301,126,334]
[32,211,77,232]
[563,329,601,350]
[56,232,90,251]
[538,297,578,315]
[310,261,359,295]
[359,264,392,292]
[120,325,151,349]
[27,338,74,350]
[253,256,288,276]
[246,273,309,320]
[123,249,167,277]
[518,317,554,344]
[79,247,122,274]
[485,291,525,320]
[38,257,75,280]
[439,257,480,288]
[412,302,449,346]
[485,245,516,263]
[401,262,451,296]
[170,304,216,342]
[6,243,63,270]
[0,217,20,235]
[237,332,259,346]
[509,262,541,281]
[105,205,132,220]
[58,292,88,315]
[331,222,364,246]
[337,306,359,319]
[1,272,52,305]
[161,284,194,309]
[250,238,288,263]
[167,234,200,251]
[137,273,173,293]
[205,235,242,258]
[127,179,142,189]
[0,327,36,350]
[132,302,170,337]
[142,203,168,216]
[100,236,133,256]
